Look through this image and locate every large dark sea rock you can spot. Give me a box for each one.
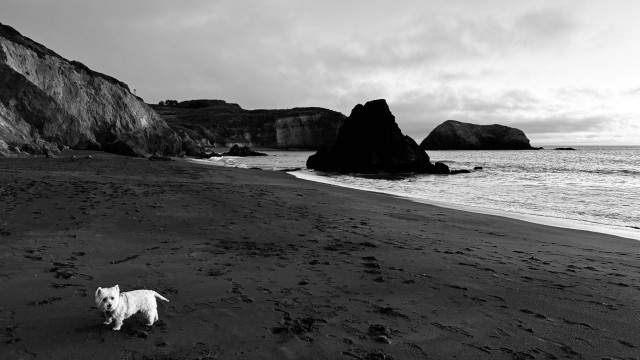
[420,120,536,150]
[0,22,182,157]
[151,100,346,150]
[307,99,446,174]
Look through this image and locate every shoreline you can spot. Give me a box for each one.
[291,170,640,241]
[2,151,640,359]
[189,157,640,242]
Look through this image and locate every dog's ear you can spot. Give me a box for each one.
[115,284,119,292]
[95,287,102,297]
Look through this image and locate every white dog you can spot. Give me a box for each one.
[95,285,169,330]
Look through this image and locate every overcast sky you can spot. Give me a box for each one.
[2,0,639,145]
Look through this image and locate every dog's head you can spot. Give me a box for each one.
[95,285,121,313]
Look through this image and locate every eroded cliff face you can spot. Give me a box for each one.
[0,22,182,156]
[275,112,344,149]
[152,101,345,150]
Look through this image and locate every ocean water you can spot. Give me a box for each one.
[195,146,640,240]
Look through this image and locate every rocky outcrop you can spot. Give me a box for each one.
[0,139,12,157]
[151,101,345,150]
[306,99,447,174]
[420,120,536,150]
[222,145,267,157]
[0,22,182,157]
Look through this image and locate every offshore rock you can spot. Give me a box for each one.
[151,101,345,150]
[223,144,267,157]
[192,151,222,159]
[420,120,536,150]
[0,22,182,157]
[433,162,451,174]
[306,99,440,174]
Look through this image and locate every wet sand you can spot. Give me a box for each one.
[1,151,639,359]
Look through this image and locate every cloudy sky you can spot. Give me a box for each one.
[2,0,639,145]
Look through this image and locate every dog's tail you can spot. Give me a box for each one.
[153,291,170,302]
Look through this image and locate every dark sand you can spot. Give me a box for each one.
[1,151,639,359]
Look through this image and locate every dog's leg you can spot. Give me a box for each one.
[112,318,123,331]
[146,308,158,326]
[103,316,113,325]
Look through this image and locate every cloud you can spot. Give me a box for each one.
[626,87,640,95]
[514,8,577,45]
[2,1,637,145]
[509,116,611,135]
[2,1,582,111]
[382,85,638,146]
[295,6,579,76]
[208,5,582,115]
[433,69,500,82]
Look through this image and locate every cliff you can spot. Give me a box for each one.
[420,120,536,150]
[0,22,182,157]
[151,101,345,150]
[307,99,448,174]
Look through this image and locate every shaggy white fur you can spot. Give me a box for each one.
[94,285,169,331]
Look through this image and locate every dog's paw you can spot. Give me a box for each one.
[112,326,121,331]
[103,320,112,325]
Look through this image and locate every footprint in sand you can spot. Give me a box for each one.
[271,314,327,342]
[30,296,63,305]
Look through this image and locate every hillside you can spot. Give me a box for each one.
[0,22,182,157]
[151,100,345,150]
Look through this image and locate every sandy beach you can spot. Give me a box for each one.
[1,151,639,360]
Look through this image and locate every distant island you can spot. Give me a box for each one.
[420,120,538,150]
